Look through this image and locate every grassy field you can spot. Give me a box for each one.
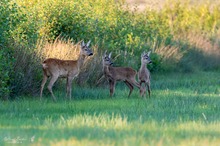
[0,71,219,146]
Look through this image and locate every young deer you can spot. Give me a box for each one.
[103,51,141,97]
[138,51,152,98]
[40,41,93,101]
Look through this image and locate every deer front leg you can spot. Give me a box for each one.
[66,77,69,98]
[66,77,73,100]
[47,75,59,101]
[140,81,146,97]
[147,82,151,98]
[109,79,115,97]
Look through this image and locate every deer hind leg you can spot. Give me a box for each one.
[40,74,48,100]
[124,81,134,97]
[47,75,59,101]
[109,80,116,97]
[127,78,141,89]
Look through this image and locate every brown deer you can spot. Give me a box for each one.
[102,51,141,97]
[138,51,152,98]
[40,41,93,101]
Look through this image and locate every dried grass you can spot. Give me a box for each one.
[35,38,103,86]
[36,38,80,61]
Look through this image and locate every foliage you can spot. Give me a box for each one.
[0,0,14,99]
[0,0,220,97]
[0,49,11,100]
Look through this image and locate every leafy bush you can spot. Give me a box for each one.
[0,0,14,99]
[0,0,220,98]
[0,49,11,100]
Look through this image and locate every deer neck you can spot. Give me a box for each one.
[77,54,86,71]
[141,62,147,69]
[104,65,115,81]
[104,65,111,76]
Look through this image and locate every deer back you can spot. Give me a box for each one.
[42,58,78,77]
[105,66,137,81]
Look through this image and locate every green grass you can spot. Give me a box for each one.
[0,71,220,146]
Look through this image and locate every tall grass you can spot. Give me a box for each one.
[38,38,102,85]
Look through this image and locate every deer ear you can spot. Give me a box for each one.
[109,52,112,58]
[86,40,91,47]
[142,51,145,57]
[103,50,107,57]
[147,51,151,56]
[81,41,85,47]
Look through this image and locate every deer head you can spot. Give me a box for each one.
[103,51,113,66]
[80,40,93,56]
[141,51,152,64]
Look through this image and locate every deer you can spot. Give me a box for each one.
[102,51,142,97]
[40,40,93,101]
[138,51,152,98]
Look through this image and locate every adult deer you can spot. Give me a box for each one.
[102,51,141,97]
[40,41,93,101]
[138,51,152,98]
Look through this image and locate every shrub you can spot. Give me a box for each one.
[1,0,220,97]
[0,0,14,99]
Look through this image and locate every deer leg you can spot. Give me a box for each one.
[143,82,147,97]
[128,78,141,89]
[124,81,134,97]
[140,81,144,97]
[109,80,115,97]
[140,81,147,97]
[66,77,73,100]
[40,74,48,100]
[147,82,151,98]
[47,75,59,101]
[66,78,69,98]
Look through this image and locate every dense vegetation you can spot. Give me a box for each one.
[0,0,220,98]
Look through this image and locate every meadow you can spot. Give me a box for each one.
[0,71,219,146]
[0,0,220,145]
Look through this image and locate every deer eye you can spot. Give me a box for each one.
[144,55,149,59]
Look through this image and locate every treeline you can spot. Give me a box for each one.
[0,0,219,99]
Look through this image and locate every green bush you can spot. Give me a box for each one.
[0,49,11,100]
[0,0,13,99]
[0,0,220,97]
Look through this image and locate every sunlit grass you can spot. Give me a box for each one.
[0,71,220,145]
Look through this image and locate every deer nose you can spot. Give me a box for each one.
[89,53,93,56]
[110,62,113,65]
[149,60,152,64]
